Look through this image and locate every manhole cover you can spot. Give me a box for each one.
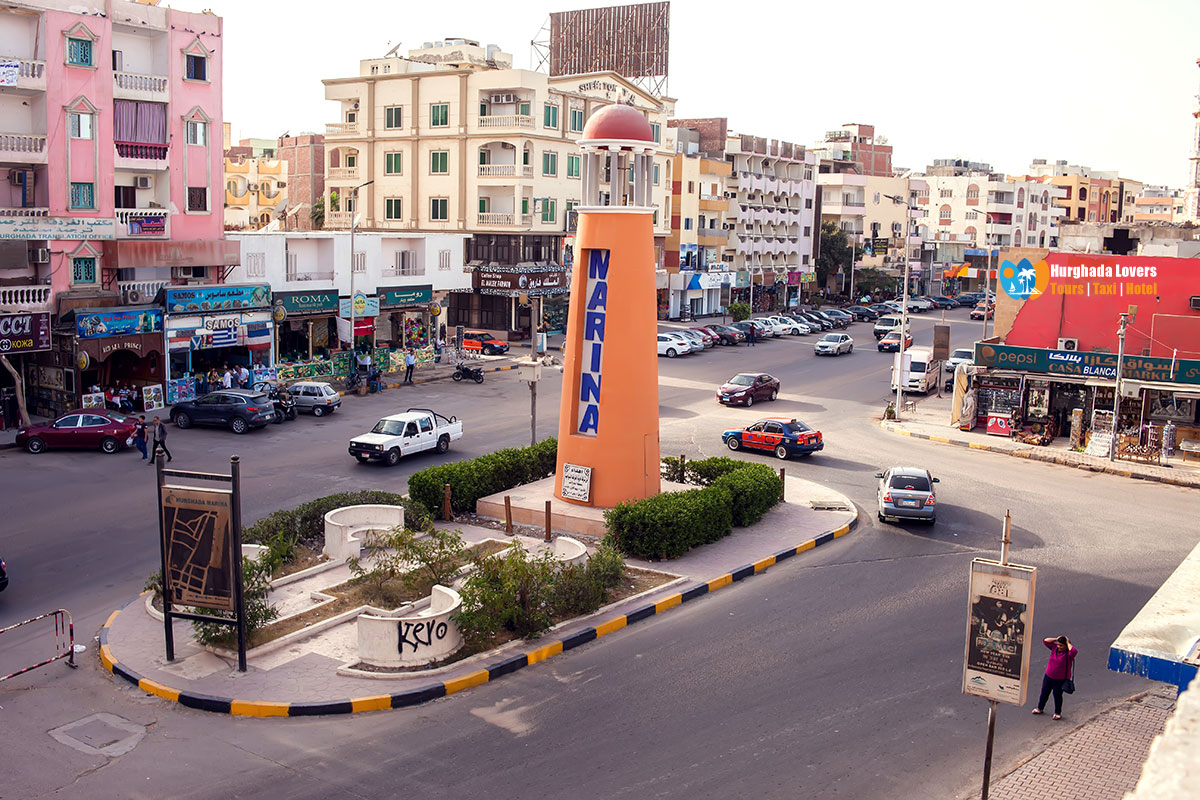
[1142,696,1175,710]
[49,713,145,757]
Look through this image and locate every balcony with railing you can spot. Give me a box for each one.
[325,210,353,229]
[0,57,45,92]
[0,206,48,217]
[116,208,170,239]
[0,132,47,164]
[477,115,535,131]
[284,266,335,282]
[327,166,360,181]
[326,122,360,137]
[116,279,168,299]
[0,284,51,313]
[114,141,168,170]
[113,71,169,102]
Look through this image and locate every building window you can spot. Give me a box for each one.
[653,163,660,185]
[438,249,451,271]
[187,187,208,211]
[569,108,584,132]
[540,198,557,224]
[805,197,813,208]
[430,103,449,127]
[478,197,490,214]
[71,256,97,284]
[385,152,403,175]
[803,226,811,237]
[69,182,95,209]
[226,179,238,193]
[346,111,356,124]
[430,197,449,221]
[567,154,580,179]
[346,153,357,168]
[66,38,93,67]
[521,197,529,216]
[186,120,207,146]
[683,218,693,230]
[385,106,403,129]
[185,53,207,81]
[939,204,951,221]
[385,198,403,220]
[519,102,531,117]
[543,152,557,177]
[244,252,266,277]
[650,122,661,143]
[966,210,978,219]
[68,112,93,140]
[430,150,449,174]
[543,104,558,129]
[940,188,953,198]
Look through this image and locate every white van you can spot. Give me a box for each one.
[891,347,941,393]
[874,314,908,339]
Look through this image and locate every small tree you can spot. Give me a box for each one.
[348,526,468,606]
[728,301,751,322]
[310,196,326,229]
[191,556,278,647]
[329,190,340,212]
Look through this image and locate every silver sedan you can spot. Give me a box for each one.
[876,467,939,524]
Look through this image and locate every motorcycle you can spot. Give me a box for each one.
[344,371,363,392]
[452,362,485,384]
[254,381,297,423]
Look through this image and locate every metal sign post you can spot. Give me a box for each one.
[156,453,248,672]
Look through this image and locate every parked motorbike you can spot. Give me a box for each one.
[254,380,297,423]
[344,371,363,392]
[452,363,485,384]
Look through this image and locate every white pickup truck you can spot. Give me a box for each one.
[348,408,464,466]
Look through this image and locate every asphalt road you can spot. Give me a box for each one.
[2,307,1195,799]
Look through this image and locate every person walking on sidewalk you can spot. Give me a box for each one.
[403,349,416,384]
[1032,635,1077,720]
[148,415,172,465]
[133,415,148,460]
[747,323,756,347]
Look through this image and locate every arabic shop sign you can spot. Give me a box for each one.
[0,216,117,240]
[974,342,1200,386]
[0,312,51,353]
[275,290,339,315]
[576,249,609,436]
[76,307,164,339]
[473,269,568,295]
[380,285,433,308]
[164,284,272,313]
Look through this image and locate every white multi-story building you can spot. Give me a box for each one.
[320,38,675,335]
[226,231,468,364]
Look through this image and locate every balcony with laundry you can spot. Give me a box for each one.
[112,100,169,169]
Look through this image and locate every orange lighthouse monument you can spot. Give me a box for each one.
[554,105,661,507]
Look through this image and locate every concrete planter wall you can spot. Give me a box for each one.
[323,504,405,563]
[552,536,587,566]
[357,585,463,667]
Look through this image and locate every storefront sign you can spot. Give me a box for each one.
[380,286,434,308]
[963,558,1037,706]
[576,249,609,436]
[166,377,196,405]
[734,271,750,288]
[0,312,51,353]
[76,308,163,339]
[339,292,380,317]
[160,484,236,611]
[974,342,1200,386]
[143,384,165,411]
[163,284,272,313]
[126,214,166,236]
[0,59,18,86]
[0,216,116,241]
[275,290,339,315]
[474,269,569,295]
[561,463,592,502]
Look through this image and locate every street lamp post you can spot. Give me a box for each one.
[348,180,373,372]
[1108,312,1130,462]
[980,210,995,341]
[883,193,915,421]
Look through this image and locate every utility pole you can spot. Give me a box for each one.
[348,179,373,370]
[980,510,1014,800]
[894,260,911,421]
[981,211,995,342]
[1108,312,1129,462]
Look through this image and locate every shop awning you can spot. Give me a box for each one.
[104,240,242,269]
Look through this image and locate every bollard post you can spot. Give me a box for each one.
[779,467,785,502]
[504,495,513,534]
[544,500,552,542]
[443,483,452,522]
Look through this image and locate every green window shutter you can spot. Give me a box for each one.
[519,102,530,116]
[522,198,528,215]
[479,197,487,213]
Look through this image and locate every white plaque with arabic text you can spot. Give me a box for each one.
[561,463,592,502]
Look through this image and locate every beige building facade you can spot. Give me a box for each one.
[224,155,287,231]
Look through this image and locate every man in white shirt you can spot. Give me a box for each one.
[222,367,233,389]
[238,365,250,388]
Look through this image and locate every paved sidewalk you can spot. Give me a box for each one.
[883,395,1200,489]
[98,475,858,716]
[987,683,1177,800]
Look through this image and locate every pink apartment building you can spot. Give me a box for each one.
[0,0,237,418]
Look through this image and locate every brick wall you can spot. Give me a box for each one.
[669,117,728,156]
[277,134,326,230]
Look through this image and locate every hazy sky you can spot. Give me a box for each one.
[201,0,1200,186]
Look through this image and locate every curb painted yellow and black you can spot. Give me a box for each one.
[881,422,1199,489]
[99,513,859,717]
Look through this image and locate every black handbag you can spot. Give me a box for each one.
[1063,657,1076,694]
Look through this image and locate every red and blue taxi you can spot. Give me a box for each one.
[722,417,824,460]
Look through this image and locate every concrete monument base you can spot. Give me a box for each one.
[475,475,690,539]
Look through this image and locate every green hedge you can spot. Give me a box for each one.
[607,456,782,560]
[407,437,557,514]
[243,490,432,552]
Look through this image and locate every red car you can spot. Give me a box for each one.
[461,332,509,355]
[877,329,914,352]
[15,409,136,454]
[717,373,780,407]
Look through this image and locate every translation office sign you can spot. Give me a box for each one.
[962,558,1037,706]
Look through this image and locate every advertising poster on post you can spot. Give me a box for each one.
[963,558,1037,705]
[143,384,165,411]
[82,392,106,409]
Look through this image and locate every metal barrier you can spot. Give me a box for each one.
[0,609,77,682]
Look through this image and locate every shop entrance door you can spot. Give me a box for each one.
[1051,385,1090,437]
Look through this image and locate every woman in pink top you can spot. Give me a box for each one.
[1032,635,1077,720]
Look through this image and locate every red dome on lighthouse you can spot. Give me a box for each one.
[581,104,653,143]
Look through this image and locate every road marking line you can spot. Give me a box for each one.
[351,695,394,713]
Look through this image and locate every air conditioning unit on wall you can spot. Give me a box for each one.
[1057,338,1078,351]
[29,248,50,264]
[135,176,152,189]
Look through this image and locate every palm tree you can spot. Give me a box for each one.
[1017,266,1035,294]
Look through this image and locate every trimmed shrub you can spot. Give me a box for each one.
[456,542,560,641]
[606,485,733,560]
[242,491,432,552]
[684,456,745,486]
[712,464,782,527]
[407,437,558,514]
[728,301,751,322]
[660,455,686,482]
